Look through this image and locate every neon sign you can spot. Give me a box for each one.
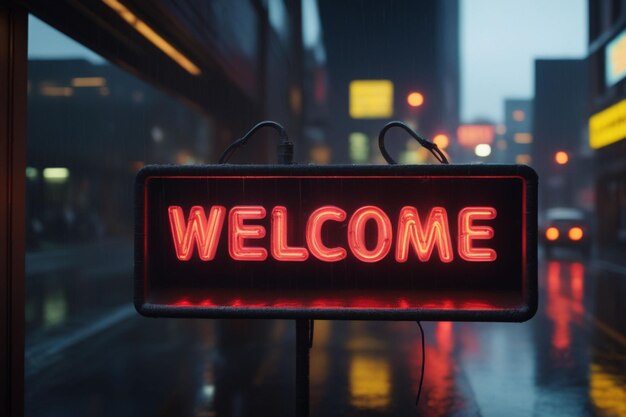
[135,165,538,321]
[168,205,497,263]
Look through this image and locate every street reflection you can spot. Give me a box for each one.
[570,262,584,304]
[546,261,572,352]
[422,322,456,416]
[310,320,331,403]
[349,356,391,410]
[589,363,626,417]
[23,258,626,417]
[346,322,392,411]
[43,288,67,328]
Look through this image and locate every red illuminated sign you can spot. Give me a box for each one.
[135,165,537,321]
[168,205,499,264]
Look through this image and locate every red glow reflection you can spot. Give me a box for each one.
[546,261,571,352]
[166,296,508,311]
[436,322,454,353]
[570,262,584,303]
[414,324,456,416]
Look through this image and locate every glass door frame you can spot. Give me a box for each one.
[0,2,27,417]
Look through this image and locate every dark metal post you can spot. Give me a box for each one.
[0,3,27,416]
[295,319,311,417]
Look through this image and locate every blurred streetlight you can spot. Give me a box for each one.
[407,92,424,108]
[555,151,569,165]
[432,133,449,150]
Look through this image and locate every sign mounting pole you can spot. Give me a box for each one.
[295,318,311,417]
[134,121,538,416]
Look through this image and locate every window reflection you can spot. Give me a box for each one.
[25,14,213,401]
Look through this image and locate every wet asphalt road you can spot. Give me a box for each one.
[26,255,626,417]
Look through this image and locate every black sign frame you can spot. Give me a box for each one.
[135,164,537,322]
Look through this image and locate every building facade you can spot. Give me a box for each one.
[588,0,626,264]
[504,99,533,165]
[532,59,589,212]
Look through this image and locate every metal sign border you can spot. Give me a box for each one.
[135,164,538,322]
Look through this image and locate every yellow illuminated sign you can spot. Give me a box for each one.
[589,99,626,149]
[606,29,626,87]
[349,80,393,119]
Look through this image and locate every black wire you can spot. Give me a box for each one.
[218,121,292,164]
[376,121,431,408]
[416,321,425,407]
[378,121,449,165]
[308,319,314,349]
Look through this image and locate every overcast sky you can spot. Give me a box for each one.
[461,0,587,123]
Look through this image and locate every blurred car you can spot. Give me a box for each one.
[541,207,591,258]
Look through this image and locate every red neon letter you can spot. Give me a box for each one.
[271,206,309,261]
[168,205,226,261]
[306,206,347,262]
[229,206,268,261]
[347,206,393,263]
[458,207,497,262]
[395,207,453,263]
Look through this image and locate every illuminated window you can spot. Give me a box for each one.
[514,133,533,144]
[475,144,492,157]
[513,110,525,121]
[349,80,394,119]
[516,154,531,164]
[349,132,370,163]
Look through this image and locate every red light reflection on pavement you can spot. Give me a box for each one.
[417,323,456,416]
[547,261,571,351]
[436,322,454,353]
[570,262,584,304]
[545,260,588,354]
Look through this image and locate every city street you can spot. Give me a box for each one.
[4,1,626,416]
[25,253,626,417]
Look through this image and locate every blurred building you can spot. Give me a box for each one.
[4,2,330,414]
[318,0,459,163]
[503,99,533,165]
[588,0,626,264]
[25,0,329,164]
[532,59,589,212]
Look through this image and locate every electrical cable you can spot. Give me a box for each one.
[376,124,437,408]
[415,321,426,407]
[309,319,314,348]
[218,121,293,164]
[378,121,449,165]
